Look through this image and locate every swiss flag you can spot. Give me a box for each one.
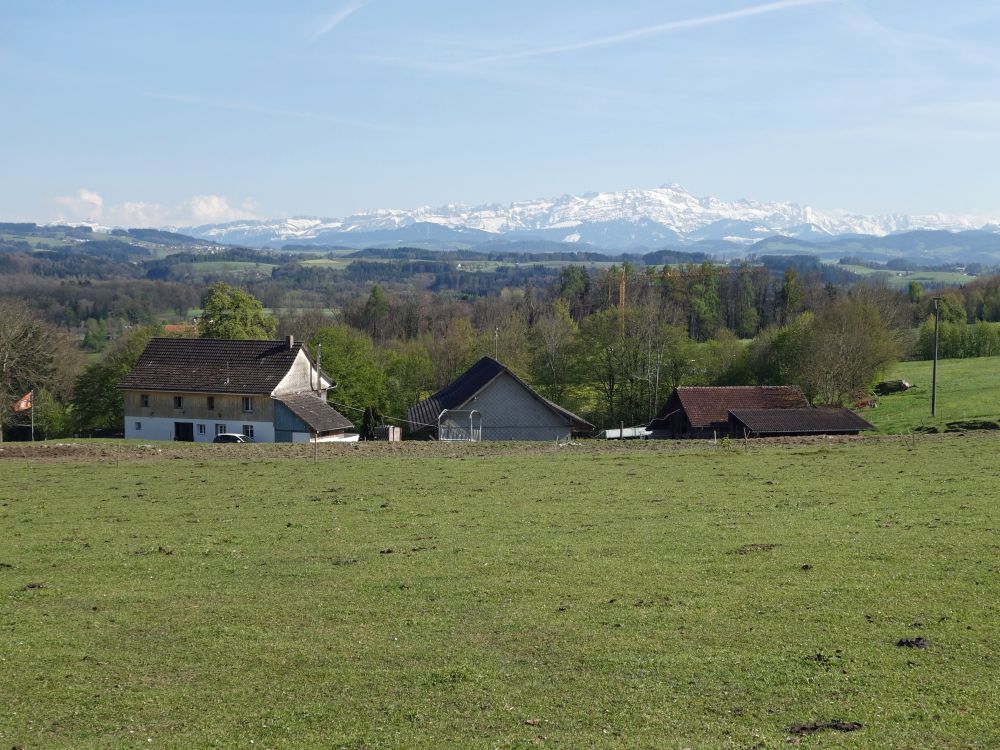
[13,391,33,412]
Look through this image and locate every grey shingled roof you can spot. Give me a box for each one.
[407,356,593,433]
[120,338,318,394]
[274,393,354,432]
[728,407,874,435]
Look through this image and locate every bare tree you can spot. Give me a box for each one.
[0,300,82,440]
[530,299,578,401]
[798,299,900,405]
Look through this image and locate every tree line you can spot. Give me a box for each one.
[5,257,1000,439]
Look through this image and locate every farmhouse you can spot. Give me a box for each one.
[119,337,356,443]
[647,386,873,438]
[407,356,594,441]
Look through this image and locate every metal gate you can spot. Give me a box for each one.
[438,410,482,442]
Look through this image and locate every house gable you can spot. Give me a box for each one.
[408,356,592,440]
[453,370,575,441]
[272,349,332,396]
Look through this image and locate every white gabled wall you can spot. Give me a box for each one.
[125,416,275,443]
[273,349,331,396]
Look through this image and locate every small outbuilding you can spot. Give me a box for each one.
[648,386,809,439]
[407,356,593,441]
[647,385,874,439]
[728,408,874,437]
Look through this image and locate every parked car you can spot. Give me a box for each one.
[213,433,254,444]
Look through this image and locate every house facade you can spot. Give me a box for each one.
[119,337,355,443]
[408,356,593,441]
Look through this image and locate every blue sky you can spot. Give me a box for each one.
[3,0,1000,226]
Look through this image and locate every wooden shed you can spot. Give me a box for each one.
[728,408,874,437]
[648,386,809,438]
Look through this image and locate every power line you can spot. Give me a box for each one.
[326,398,438,430]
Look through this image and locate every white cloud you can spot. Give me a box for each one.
[54,188,104,219]
[309,1,370,42]
[52,189,260,228]
[180,195,260,225]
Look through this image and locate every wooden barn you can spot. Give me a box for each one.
[647,385,873,439]
[727,407,874,438]
[407,356,593,441]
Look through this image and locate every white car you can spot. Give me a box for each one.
[212,433,254,444]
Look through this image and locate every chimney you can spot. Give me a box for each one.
[286,334,295,350]
[316,344,322,394]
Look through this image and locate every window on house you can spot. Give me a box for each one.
[207,396,215,410]
[140,394,149,407]
[215,424,226,436]
[135,422,142,431]
[242,425,254,439]
[173,396,183,409]
[197,424,206,435]
[242,396,253,412]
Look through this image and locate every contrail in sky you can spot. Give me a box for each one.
[309,1,370,42]
[467,0,840,65]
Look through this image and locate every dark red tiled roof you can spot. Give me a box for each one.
[407,356,593,433]
[120,338,311,394]
[729,408,874,435]
[675,386,809,427]
[275,393,354,432]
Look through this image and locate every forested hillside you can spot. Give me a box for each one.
[3,223,1000,440]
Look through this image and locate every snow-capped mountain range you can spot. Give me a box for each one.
[183,184,995,250]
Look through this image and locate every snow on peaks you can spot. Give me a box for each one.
[183,184,993,246]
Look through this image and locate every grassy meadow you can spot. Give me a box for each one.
[837,265,972,290]
[863,355,1000,434]
[2,436,998,748]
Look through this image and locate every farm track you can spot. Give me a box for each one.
[0,432,972,462]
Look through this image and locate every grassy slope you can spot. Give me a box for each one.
[837,266,972,289]
[863,356,1000,433]
[2,438,999,749]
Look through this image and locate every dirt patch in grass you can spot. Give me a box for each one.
[945,420,1000,432]
[897,636,930,649]
[789,720,863,735]
[734,543,777,555]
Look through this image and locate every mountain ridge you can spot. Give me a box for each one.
[181,183,997,250]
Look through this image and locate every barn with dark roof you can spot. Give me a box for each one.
[647,386,872,439]
[407,356,593,441]
[119,336,355,443]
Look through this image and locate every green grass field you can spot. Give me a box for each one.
[299,258,354,269]
[863,356,1000,434]
[171,261,278,276]
[837,265,972,289]
[2,437,998,748]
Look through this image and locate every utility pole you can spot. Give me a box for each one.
[932,297,941,417]
[619,270,626,338]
